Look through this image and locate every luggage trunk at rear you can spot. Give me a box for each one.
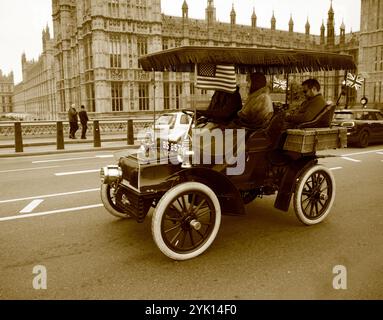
[283,127,347,153]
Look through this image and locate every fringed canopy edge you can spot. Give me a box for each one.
[138,46,356,74]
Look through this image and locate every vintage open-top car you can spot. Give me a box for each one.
[100,46,355,260]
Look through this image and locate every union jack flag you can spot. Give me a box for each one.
[345,73,364,90]
[273,77,287,90]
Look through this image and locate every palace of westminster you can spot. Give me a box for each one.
[0,0,382,120]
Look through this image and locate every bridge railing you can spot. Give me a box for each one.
[0,119,154,153]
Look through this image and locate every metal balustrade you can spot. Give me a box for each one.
[0,119,154,153]
[0,119,153,138]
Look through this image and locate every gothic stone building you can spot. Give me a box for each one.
[12,26,57,120]
[358,0,383,106]
[0,70,14,114]
[13,0,383,120]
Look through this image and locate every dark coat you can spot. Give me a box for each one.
[68,107,78,123]
[79,110,89,124]
[198,88,242,123]
[286,94,326,124]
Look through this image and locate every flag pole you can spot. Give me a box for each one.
[193,64,198,124]
[285,73,289,107]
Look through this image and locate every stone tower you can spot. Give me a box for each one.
[289,14,294,33]
[206,0,216,25]
[182,0,188,19]
[52,0,163,113]
[251,8,257,29]
[230,4,236,25]
[327,0,335,47]
[305,18,310,37]
[271,11,276,31]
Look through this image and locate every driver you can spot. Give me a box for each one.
[196,85,242,125]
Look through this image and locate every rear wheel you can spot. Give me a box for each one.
[357,130,369,148]
[293,165,335,225]
[101,183,132,219]
[152,182,221,260]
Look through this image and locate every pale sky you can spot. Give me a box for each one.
[0,0,361,84]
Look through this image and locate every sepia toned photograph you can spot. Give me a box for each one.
[0,0,382,305]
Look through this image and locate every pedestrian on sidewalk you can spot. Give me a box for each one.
[79,105,89,139]
[68,104,79,139]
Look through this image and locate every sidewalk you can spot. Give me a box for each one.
[0,134,140,158]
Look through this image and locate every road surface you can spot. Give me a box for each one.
[0,146,382,299]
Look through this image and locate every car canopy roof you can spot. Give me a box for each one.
[138,46,356,74]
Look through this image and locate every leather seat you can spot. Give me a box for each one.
[296,103,336,129]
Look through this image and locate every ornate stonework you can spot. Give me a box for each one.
[11,1,382,119]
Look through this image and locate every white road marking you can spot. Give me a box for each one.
[96,155,114,159]
[0,188,100,204]
[330,167,343,171]
[32,155,113,164]
[0,204,103,222]
[19,199,44,214]
[341,156,361,163]
[341,149,383,157]
[0,166,60,174]
[376,152,383,155]
[55,169,100,176]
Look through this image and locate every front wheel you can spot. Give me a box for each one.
[293,165,335,225]
[151,182,221,260]
[101,183,132,219]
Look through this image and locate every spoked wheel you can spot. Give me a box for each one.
[293,165,335,225]
[101,183,132,219]
[152,182,221,260]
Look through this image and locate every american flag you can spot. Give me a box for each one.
[196,64,237,93]
[273,77,287,90]
[346,73,364,90]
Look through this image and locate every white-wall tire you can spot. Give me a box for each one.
[152,182,221,260]
[101,183,132,219]
[293,165,335,225]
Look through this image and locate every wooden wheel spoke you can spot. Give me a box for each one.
[196,207,211,218]
[188,194,196,213]
[181,195,187,212]
[195,229,205,239]
[189,230,195,246]
[169,204,183,215]
[303,199,312,212]
[176,198,185,211]
[302,190,312,197]
[319,199,326,207]
[302,196,311,204]
[180,230,187,247]
[164,223,182,234]
[170,228,183,244]
[193,198,207,213]
[309,201,315,216]
[164,216,182,222]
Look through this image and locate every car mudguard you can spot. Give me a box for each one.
[274,156,318,212]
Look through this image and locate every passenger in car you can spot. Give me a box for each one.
[285,78,326,125]
[235,72,274,128]
[196,85,242,124]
